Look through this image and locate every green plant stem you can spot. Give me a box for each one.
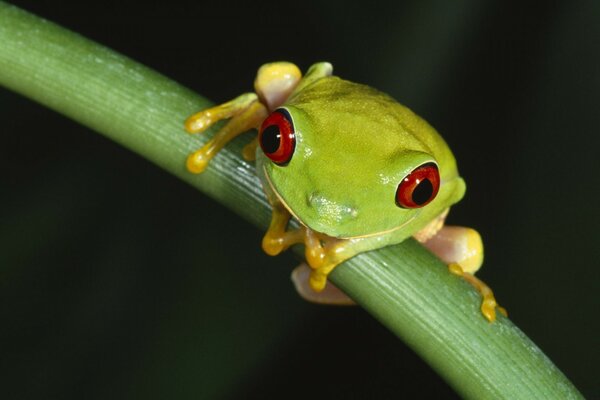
[0,3,583,399]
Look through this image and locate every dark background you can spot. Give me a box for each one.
[1,1,598,399]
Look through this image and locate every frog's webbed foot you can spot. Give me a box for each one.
[184,62,305,173]
[185,95,268,173]
[261,202,357,303]
[261,205,331,268]
[291,263,355,305]
[417,223,506,322]
[296,231,360,300]
[261,203,305,256]
[448,263,507,322]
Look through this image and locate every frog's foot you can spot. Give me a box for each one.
[241,137,259,161]
[185,95,267,174]
[261,204,305,256]
[419,225,483,274]
[185,93,258,134]
[449,263,507,322]
[417,224,506,322]
[184,62,305,174]
[305,236,357,293]
[291,263,355,305]
[261,201,357,302]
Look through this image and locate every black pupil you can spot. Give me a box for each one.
[261,125,281,154]
[412,178,433,205]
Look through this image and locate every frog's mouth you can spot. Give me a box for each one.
[262,164,421,239]
[347,212,420,239]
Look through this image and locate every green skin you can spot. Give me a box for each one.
[256,65,466,255]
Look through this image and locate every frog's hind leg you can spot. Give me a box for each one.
[254,61,333,110]
[254,62,303,111]
[418,225,506,322]
[448,263,507,322]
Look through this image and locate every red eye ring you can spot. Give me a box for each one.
[259,108,296,165]
[395,163,440,209]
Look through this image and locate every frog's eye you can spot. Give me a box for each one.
[259,108,296,165]
[395,163,440,209]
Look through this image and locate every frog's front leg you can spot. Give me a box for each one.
[306,238,356,292]
[289,236,360,305]
[262,204,329,268]
[185,96,267,173]
[290,235,364,305]
[291,263,355,305]
[419,225,507,322]
[184,62,304,173]
[261,198,356,304]
[261,203,305,256]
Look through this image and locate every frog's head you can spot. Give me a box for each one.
[257,77,466,239]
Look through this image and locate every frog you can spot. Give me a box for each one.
[183,62,505,322]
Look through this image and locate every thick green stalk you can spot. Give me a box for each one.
[0,3,583,399]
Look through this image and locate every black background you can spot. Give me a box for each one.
[1,1,598,399]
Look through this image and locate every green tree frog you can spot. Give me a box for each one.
[184,62,505,322]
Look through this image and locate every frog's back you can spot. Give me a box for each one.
[287,76,454,175]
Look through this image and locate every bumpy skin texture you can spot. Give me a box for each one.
[259,76,466,241]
